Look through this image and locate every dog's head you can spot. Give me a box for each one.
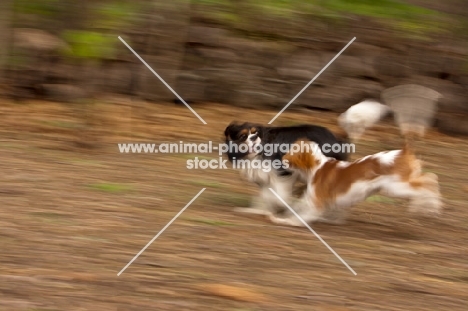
[282,139,323,173]
[223,122,263,162]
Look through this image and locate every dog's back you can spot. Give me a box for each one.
[263,124,350,162]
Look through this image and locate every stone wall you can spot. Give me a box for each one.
[2,2,468,134]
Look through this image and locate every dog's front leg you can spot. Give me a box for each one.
[233,186,271,216]
[268,198,322,227]
[234,166,274,215]
[318,207,349,225]
[269,209,323,227]
[234,174,294,216]
[265,174,298,214]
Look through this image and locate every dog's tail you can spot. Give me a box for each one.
[400,124,436,159]
[399,117,431,157]
[333,125,350,144]
[401,131,416,156]
[382,84,442,153]
[337,99,392,142]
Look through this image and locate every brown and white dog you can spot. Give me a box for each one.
[223,122,351,216]
[267,138,443,226]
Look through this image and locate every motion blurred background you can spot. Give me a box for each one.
[1,0,467,122]
[0,1,467,310]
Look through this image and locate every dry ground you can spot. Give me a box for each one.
[0,97,467,311]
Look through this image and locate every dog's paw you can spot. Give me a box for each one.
[408,196,443,216]
[233,207,269,215]
[318,217,347,225]
[268,214,303,227]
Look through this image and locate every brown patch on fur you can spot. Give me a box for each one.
[239,129,249,137]
[283,151,318,171]
[282,139,320,171]
[409,172,439,192]
[286,139,426,209]
[250,127,257,134]
[312,158,393,208]
[333,126,350,143]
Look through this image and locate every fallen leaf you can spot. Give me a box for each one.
[196,283,268,303]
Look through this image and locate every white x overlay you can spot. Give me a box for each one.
[268,37,356,124]
[117,34,357,277]
[118,36,207,125]
[269,188,357,275]
[118,188,206,276]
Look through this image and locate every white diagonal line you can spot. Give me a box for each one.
[118,36,207,125]
[117,188,206,276]
[268,188,357,275]
[268,37,356,124]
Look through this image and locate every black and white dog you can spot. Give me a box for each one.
[223,122,350,216]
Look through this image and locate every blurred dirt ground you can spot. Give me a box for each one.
[0,97,467,311]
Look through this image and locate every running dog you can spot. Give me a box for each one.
[268,138,443,226]
[223,122,351,215]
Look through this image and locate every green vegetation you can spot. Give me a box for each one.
[60,1,141,60]
[186,180,225,188]
[92,0,140,30]
[61,30,117,60]
[194,0,452,40]
[30,212,68,218]
[321,0,437,19]
[183,217,237,226]
[321,0,446,38]
[87,182,134,193]
[205,192,252,207]
[13,0,141,60]
[366,195,397,203]
[13,0,61,16]
[13,0,462,49]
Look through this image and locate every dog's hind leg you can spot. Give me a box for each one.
[379,173,443,215]
[407,173,443,215]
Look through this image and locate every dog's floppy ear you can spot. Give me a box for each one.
[224,121,240,141]
[255,125,264,138]
[282,139,319,170]
[224,126,233,140]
